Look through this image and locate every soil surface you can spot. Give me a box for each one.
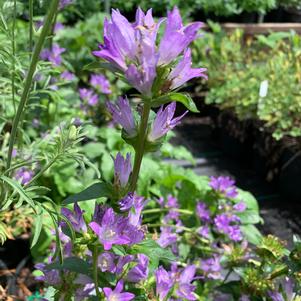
[171,116,301,248]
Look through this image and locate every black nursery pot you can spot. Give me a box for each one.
[282,8,301,22]
[278,148,301,203]
[0,238,30,270]
[251,127,272,179]
[217,112,253,164]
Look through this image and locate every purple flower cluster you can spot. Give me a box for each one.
[40,43,65,67]
[79,88,99,107]
[155,265,197,300]
[156,195,182,249]
[149,102,187,141]
[209,176,238,198]
[89,207,144,250]
[78,74,111,109]
[90,74,111,94]
[15,167,34,185]
[113,152,132,188]
[93,7,207,96]
[107,97,137,137]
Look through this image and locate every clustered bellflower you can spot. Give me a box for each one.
[93,7,207,96]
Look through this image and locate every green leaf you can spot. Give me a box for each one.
[46,257,91,276]
[237,190,259,211]
[152,92,199,113]
[0,175,36,209]
[83,61,119,73]
[63,182,112,204]
[236,210,261,225]
[31,212,43,248]
[130,239,176,272]
[240,224,263,245]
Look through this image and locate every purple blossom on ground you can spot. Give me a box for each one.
[90,74,111,94]
[40,44,65,66]
[61,203,87,233]
[200,256,222,279]
[103,280,135,301]
[209,176,238,198]
[89,208,144,250]
[155,266,174,301]
[79,88,99,106]
[167,48,207,90]
[113,152,132,188]
[127,254,149,282]
[61,71,75,81]
[158,7,203,65]
[98,252,116,272]
[196,202,211,222]
[148,102,187,141]
[15,168,34,185]
[107,97,136,137]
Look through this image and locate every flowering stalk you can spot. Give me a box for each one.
[6,0,60,171]
[129,101,151,192]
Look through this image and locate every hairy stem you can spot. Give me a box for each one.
[6,0,59,171]
[130,102,151,192]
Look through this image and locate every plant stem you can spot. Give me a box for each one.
[24,156,58,187]
[6,0,59,171]
[11,0,17,113]
[143,208,193,215]
[92,244,102,298]
[129,101,151,191]
[147,223,193,233]
[29,0,33,52]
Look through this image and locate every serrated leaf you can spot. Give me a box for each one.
[63,182,112,204]
[152,92,199,113]
[0,175,36,209]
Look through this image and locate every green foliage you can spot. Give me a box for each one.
[195,27,301,140]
